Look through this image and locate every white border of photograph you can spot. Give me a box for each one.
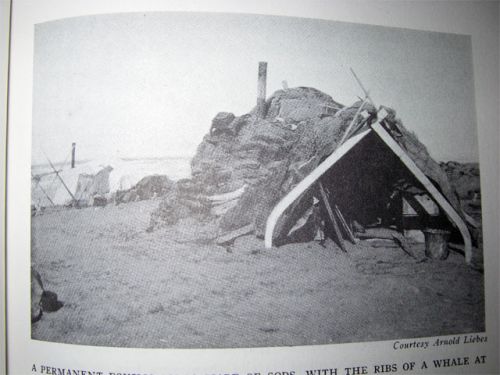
[6,1,499,374]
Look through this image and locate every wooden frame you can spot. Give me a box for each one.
[371,122,472,263]
[264,128,372,248]
[265,120,473,264]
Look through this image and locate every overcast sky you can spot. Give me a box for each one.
[32,12,478,165]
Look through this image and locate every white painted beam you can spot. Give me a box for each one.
[371,122,473,264]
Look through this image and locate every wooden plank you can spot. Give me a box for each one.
[339,95,370,145]
[207,185,246,203]
[448,242,466,253]
[350,68,376,107]
[71,142,76,168]
[319,182,346,252]
[264,128,372,248]
[403,194,430,218]
[334,204,357,244]
[356,228,401,240]
[211,199,239,216]
[216,224,254,246]
[357,228,418,259]
[391,233,417,259]
[463,212,479,229]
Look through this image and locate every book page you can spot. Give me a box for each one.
[6,1,499,374]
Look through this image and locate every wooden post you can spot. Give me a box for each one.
[339,96,370,145]
[334,204,357,244]
[71,142,76,168]
[257,62,267,118]
[350,67,376,107]
[319,182,346,252]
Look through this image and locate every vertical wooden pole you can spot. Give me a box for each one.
[334,204,357,244]
[71,142,76,168]
[319,182,346,252]
[257,62,267,118]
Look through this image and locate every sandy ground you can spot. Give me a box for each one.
[31,200,485,348]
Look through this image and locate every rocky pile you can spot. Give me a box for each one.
[115,174,174,204]
[149,86,464,244]
[440,161,480,200]
[440,161,481,224]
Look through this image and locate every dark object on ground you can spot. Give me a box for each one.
[40,290,64,312]
[216,224,254,245]
[31,267,64,323]
[424,229,450,260]
[92,195,108,207]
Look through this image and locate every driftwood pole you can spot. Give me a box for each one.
[45,154,78,206]
[319,182,346,252]
[338,95,370,145]
[71,142,76,168]
[257,62,267,118]
[350,68,376,108]
[31,173,55,206]
[334,204,357,244]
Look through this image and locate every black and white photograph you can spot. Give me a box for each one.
[30,12,485,348]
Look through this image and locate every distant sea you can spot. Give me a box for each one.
[31,156,192,181]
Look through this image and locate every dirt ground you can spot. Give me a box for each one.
[31,200,485,348]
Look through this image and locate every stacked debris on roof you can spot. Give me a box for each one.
[440,161,481,224]
[150,86,469,245]
[440,162,481,201]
